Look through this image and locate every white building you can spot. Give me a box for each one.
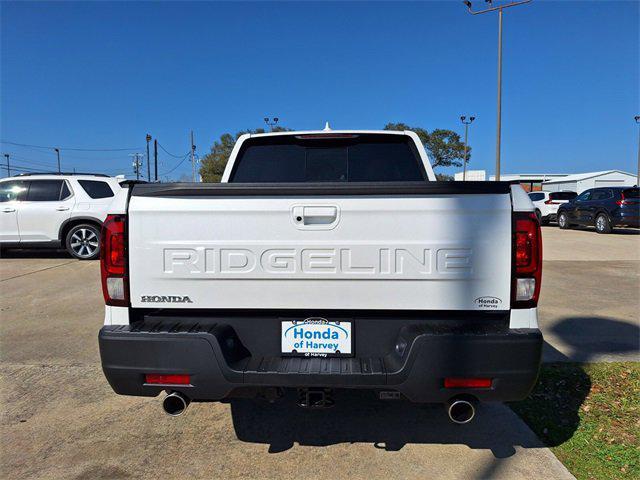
[542,170,637,193]
[454,170,486,181]
[454,170,568,191]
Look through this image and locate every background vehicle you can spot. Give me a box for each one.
[99,130,543,423]
[528,190,577,225]
[0,173,123,259]
[557,186,640,233]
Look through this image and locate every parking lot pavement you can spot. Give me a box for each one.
[0,254,575,479]
[538,226,640,362]
[0,249,77,282]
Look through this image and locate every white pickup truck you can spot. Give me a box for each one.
[99,129,543,423]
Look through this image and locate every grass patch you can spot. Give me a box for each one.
[510,362,639,480]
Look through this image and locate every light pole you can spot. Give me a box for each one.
[3,154,10,177]
[463,0,532,181]
[146,134,152,182]
[635,116,640,186]
[54,148,61,173]
[264,117,279,132]
[460,116,475,181]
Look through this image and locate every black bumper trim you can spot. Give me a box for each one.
[99,321,542,403]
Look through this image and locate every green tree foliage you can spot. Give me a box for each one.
[435,173,454,181]
[199,127,290,182]
[383,123,470,171]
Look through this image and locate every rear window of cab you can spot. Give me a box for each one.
[230,134,426,183]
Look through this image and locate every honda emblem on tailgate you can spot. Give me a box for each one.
[141,295,193,303]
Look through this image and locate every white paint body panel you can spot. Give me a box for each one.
[128,193,513,311]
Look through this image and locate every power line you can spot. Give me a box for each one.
[160,153,190,176]
[157,142,190,158]
[1,140,142,152]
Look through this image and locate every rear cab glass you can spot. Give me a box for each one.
[78,180,114,199]
[230,134,426,182]
[549,191,577,201]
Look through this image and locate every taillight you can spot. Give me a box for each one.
[544,199,559,204]
[444,378,492,388]
[512,212,542,309]
[615,192,638,206]
[145,374,191,385]
[100,214,128,306]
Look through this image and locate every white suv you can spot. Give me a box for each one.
[528,190,577,225]
[0,173,124,259]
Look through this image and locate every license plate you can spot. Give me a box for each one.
[281,318,352,357]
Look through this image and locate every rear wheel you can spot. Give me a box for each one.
[558,212,571,229]
[65,224,101,260]
[595,214,612,234]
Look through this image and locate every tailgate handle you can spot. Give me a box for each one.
[302,206,337,224]
[292,205,339,227]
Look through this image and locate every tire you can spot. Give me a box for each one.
[595,213,612,234]
[558,212,571,230]
[540,216,549,226]
[65,223,101,260]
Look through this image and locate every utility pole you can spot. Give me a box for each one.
[3,154,10,177]
[635,116,640,186]
[460,116,475,181]
[146,134,152,182]
[154,139,158,182]
[54,148,61,173]
[129,153,143,180]
[190,130,196,182]
[463,0,532,181]
[264,117,279,132]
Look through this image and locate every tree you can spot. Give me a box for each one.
[383,123,470,171]
[199,127,291,182]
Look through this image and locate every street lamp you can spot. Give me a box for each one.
[264,117,279,132]
[460,116,476,181]
[463,0,532,181]
[635,116,640,185]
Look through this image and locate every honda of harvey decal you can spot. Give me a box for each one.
[281,318,351,356]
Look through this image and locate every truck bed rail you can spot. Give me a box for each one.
[131,181,513,197]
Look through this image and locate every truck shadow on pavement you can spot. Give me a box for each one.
[231,391,544,457]
[542,316,640,363]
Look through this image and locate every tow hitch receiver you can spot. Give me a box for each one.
[297,388,335,409]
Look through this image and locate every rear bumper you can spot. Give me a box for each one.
[612,214,639,228]
[99,316,542,404]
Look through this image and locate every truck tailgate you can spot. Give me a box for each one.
[128,183,513,311]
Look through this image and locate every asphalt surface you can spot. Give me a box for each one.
[538,226,640,363]
[2,226,638,479]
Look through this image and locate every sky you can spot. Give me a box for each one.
[1,0,638,180]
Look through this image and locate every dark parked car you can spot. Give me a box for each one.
[557,186,640,233]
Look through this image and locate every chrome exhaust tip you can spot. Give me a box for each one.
[446,397,476,424]
[162,391,190,416]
